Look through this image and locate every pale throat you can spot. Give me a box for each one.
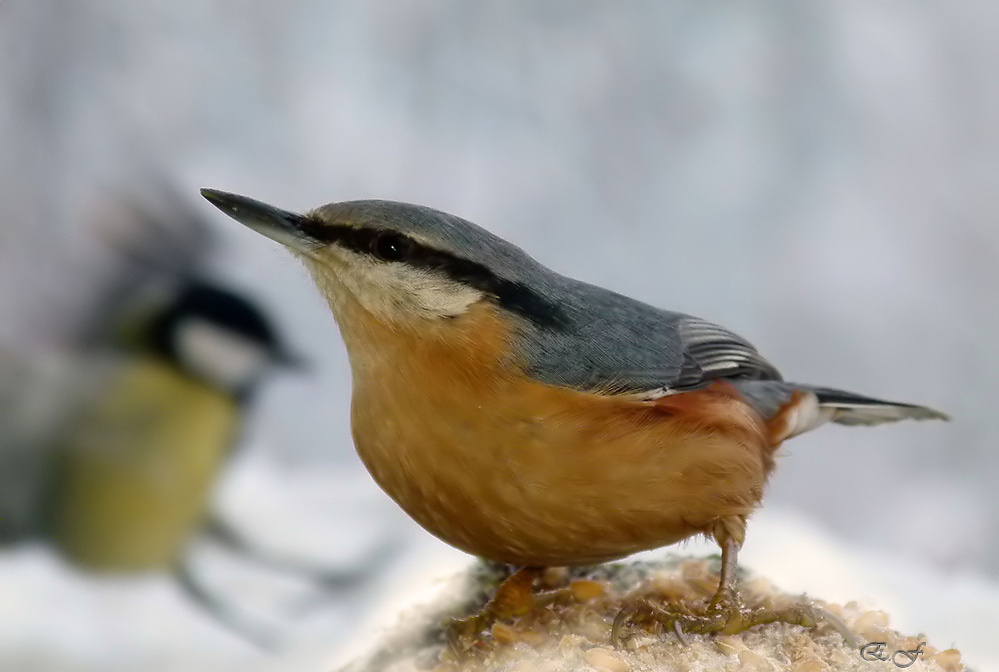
[302,251,483,323]
[301,259,510,381]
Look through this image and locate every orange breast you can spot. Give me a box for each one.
[341,301,777,566]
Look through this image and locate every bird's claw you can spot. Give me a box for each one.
[442,566,542,658]
[443,613,487,658]
[611,592,833,647]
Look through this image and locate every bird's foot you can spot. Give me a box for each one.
[443,567,542,657]
[444,612,490,657]
[612,590,829,647]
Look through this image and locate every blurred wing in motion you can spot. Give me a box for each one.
[83,178,220,349]
[0,348,105,542]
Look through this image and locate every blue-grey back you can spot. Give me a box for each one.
[311,200,782,394]
[515,276,782,393]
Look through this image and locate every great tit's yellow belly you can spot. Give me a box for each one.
[50,357,237,571]
[344,304,774,567]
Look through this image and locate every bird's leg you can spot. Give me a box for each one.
[203,513,399,613]
[699,520,836,636]
[446,566,543,654]
[173,557,278,649]
[706,519,742,617]
[613,515,845,645]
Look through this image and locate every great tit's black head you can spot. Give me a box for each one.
[200,189,567,329]
[150,281,299,396]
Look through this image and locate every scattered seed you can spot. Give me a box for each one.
[571,579,607,601]
[930,648,963,672]
[584,647,630,672]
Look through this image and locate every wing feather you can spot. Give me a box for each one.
[678,316,781,383]
[655,316,781,395]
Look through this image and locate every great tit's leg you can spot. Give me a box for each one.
[173,557,278,650]
[204,513,398,601]
[445,566,543,654]
[170,514,398,649]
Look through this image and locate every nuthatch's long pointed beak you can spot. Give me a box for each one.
[200,189,318,253]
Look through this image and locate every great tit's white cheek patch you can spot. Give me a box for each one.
[175,319,270,391]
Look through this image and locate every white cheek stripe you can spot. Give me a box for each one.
[320,249,484,320]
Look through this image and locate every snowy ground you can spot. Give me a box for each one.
[0,450,995,672]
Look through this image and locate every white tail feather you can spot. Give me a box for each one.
[826,402,950,426]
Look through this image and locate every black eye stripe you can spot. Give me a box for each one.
[370,231,412,261]
[302,221,568,329]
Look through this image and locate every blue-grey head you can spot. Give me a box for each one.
[200,190,568,331]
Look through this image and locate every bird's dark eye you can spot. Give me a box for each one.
[370,232,411,262]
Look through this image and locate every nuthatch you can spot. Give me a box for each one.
[203,189,948,647]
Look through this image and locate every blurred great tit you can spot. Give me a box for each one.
[47,279,299,571]
[0,182,391,646]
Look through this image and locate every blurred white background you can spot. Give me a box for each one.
[1,1,996,670]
